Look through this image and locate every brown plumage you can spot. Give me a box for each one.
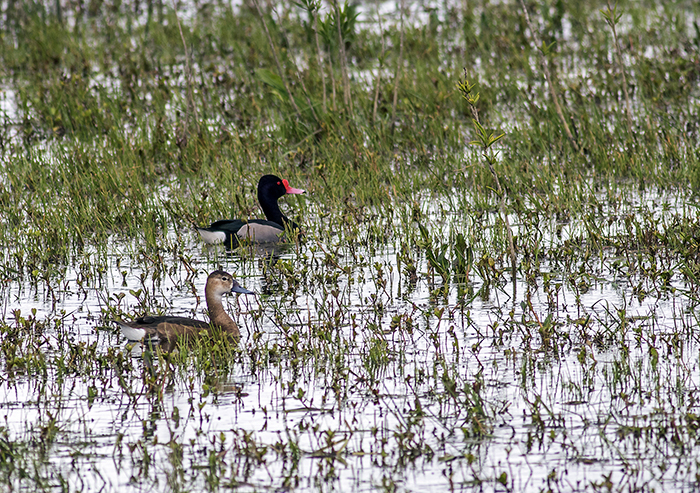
[115,270,253,350]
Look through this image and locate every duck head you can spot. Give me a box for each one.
[258,175,305,205]
[206,270,254,301]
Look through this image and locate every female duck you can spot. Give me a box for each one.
[115,270,253,350]
[197,174,305,249]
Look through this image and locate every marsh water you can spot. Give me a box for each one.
[3,0,700,491]
[1,189,698,492]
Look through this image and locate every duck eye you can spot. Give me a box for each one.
[277,181,281,185]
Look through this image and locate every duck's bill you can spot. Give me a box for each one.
[231,281,254,295]
[282,179,305,195]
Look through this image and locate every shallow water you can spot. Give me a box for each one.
[2,0,700,489]
[1,189,699,492]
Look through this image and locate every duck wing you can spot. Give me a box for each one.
[197,219,247,247]
[198,219,285,248]
[116,316,210,343]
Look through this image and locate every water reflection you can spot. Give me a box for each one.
[0,192,698,490]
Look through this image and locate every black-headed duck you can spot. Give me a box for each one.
[197,174,305,249]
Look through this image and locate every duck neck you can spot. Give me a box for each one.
[205,292,240,338]
[259,191,289,226]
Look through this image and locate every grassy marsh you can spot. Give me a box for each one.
[2,0,700,491]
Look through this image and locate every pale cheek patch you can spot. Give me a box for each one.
[197,228,226,244]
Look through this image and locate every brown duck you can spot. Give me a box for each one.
[115,270,253,350]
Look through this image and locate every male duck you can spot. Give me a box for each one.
[197,174,305,249]
[115,270,253,350]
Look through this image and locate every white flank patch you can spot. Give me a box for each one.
[197,228,226,244]
[117,323,147,342]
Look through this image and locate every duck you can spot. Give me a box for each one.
[115,270,253,350]
[197,174,305,249]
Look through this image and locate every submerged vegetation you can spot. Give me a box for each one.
[1,0,700,491]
